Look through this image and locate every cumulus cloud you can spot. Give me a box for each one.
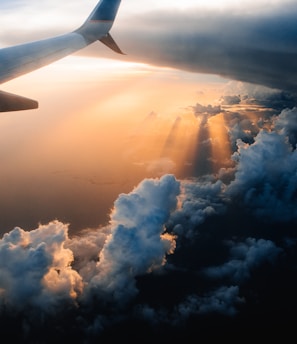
[178,286,244,317]
[204,238,282,283]
[227,130,297,222]
[0,221,83,313]
[2,75,297,340]
[137,285,244,326]
[273,107,297,148]
[85,174,180,303]
[0,174,180,329]
[171,178,226,238]
[1,0,297,339]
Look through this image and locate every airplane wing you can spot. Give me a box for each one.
[0,0,124,112]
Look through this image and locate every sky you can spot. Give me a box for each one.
[1,0,297,342]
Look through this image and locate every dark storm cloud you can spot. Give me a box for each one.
[111,3,297,92]
[179,286,244,317]
[220,95,241,106]
[136,285,244,325]
[203,238,282,283]
[223,86,297,110]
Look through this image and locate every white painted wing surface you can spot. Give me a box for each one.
[0,0,123,112]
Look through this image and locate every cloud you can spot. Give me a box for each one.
[273,107,297,148]
[171,178,226,238]
[227,130,297,222]
[193,103,222,116]
[0,174,181,340]
[136,285,244,327]
[0,0,88,45]
[0,221,83,313]
[108,4,297,92]
[2,75,297,340]
[179,286,244,317]
[2,1,297,93]
[204,238,282,283]
[85,174,180,303]
[223,82,297,110]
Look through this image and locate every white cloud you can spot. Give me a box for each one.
[86,174,180,303]
[227,130,297,221]
[0,221,83,312]
[0,175,180,311]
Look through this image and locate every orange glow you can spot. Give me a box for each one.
[160,112,200,176]
[0,56,228,230]
[207,113,233,171]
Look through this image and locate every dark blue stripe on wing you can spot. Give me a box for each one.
[90,0,121,21]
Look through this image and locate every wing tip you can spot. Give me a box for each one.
[0,90,38,112]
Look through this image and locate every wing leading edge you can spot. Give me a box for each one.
[0,0,123,112]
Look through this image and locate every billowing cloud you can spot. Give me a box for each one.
[0,221,83,313]
[204,238,282,283]
[178,286,244,317]
[1,115,297,340]
[171,178,226,238]
[273,107,297,148]
[85,174,180,303]
[227,130,297,222]
[136,285,244,327]
[0,174,181,340]
[86,2,296,93]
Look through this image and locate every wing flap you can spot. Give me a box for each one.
[0,90,38,112]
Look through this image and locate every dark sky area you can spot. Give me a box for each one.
[1,0,297,342]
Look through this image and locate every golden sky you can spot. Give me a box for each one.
[0,55,229,233]
[1,0,294,234]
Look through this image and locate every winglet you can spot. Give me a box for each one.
[87,0,122,22]
[76,0,123,53]
[99,33,125,55]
